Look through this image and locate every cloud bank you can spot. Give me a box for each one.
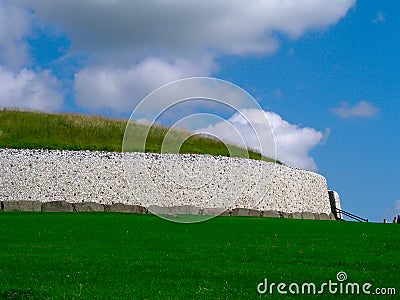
[0,66,64,111]
[333,101,379,119]
[0,0,31,69]
[199,109,326,171]
[17,0,355,57]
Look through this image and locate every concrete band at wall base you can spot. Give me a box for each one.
[0,201,336,220]
[0,148,338,217]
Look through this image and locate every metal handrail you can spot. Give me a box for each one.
[334,208,368,222]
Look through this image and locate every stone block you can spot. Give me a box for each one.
[262,210,280,218]
[292,212,303,219]
[170,205,201,215]
[41,201,74,212]
[0,201,3,211]
[329,212,337,220]
[279,211,291,219]
[130,204,148,214]
[248,209,262,217]
[201,207,226,216]
[3,200,42,212]
[219,210,232,216]
[231,208,249,216]
[147,205,172,215]
[318,213,330,220]
[73,202,105,212]
[301,211,315,220]
[164,213,178,220]
[107,203,147,213]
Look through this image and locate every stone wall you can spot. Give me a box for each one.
[0,148,335,215]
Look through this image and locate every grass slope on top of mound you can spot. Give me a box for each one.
[0,212,398,299]
[0,108,280,163]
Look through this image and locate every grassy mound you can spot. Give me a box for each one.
[0,212,398,299]
[0,109,279,163]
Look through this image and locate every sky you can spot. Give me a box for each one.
[0,0,399,222]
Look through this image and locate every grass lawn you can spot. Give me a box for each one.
[0,212,398,299]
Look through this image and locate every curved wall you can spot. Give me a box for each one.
[0,149,333,215]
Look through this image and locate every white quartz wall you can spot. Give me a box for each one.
[0,149,332,214]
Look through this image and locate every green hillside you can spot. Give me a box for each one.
[0,109,279,163]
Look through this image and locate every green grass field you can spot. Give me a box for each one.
[0,109,279,163]
[0,212,398,299]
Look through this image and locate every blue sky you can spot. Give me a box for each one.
[0,0,399,222]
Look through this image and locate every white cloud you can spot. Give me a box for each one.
[0,66,64,111]
[372,11,386,23]
[0,2,65,111]
[333,101,379,119]
[198,108,325,171]
[74,57,215,113]
[18,0,355,59]
[0,1,31,69]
